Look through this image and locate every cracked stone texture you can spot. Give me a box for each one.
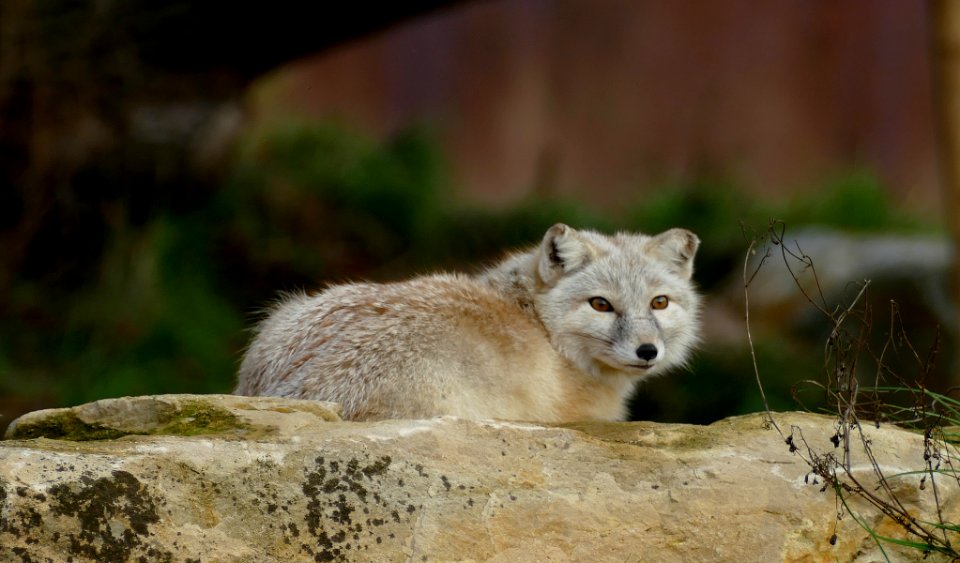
[1,394,957,562]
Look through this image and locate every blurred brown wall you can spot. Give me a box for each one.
[251,0,937,213]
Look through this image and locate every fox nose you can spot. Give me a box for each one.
[636,343,658,361]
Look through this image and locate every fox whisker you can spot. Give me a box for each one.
[573,332,615,345]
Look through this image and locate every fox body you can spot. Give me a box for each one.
[235,224,701,422]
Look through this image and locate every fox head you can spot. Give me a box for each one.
[533,223,701,379]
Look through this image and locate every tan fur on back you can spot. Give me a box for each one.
[235,224,701,422]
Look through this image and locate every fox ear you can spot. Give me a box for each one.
[537,223,595,285]
[652,228,700,279]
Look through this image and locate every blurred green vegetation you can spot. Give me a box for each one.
[0,120,940,430]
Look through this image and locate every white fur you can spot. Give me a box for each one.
[234,224,701,422]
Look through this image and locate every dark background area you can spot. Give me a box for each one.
[1,0,953,434]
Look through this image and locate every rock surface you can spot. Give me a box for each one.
[1,394,957,562]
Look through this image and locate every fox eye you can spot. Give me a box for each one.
[588,297,614,312]
[651,295,669,310]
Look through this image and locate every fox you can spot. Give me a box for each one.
[234,223,701,422]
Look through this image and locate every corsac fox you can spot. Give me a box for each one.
[234,223,701,422]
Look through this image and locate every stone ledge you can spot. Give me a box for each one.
[0,395,954,561]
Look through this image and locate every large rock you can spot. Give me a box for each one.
[0,394,956,561]
[732,228,953,331]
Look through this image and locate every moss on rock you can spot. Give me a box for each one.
[152,399,250,436]
[5,396,251,441]
[8,411,131,441]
